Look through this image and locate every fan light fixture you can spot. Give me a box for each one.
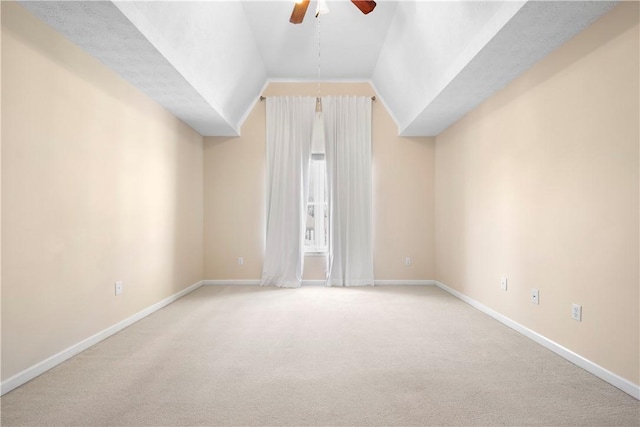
[290,1,376,24]
[315,0,329,17]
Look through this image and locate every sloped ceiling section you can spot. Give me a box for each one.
[19,1,242,136]
[113,1,267,135]
[18,1,618,137]
[379,0,618,136]
[372,1,526,134]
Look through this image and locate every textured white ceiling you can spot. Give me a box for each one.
[113,1,267,134]
[396,0,618,136]
[242,1,397,80]
[19,1,238,136]
[372,1,526,132]
[18,1,618,137]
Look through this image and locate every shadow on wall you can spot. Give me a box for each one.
[170,120,205,296]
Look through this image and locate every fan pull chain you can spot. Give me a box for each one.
[317,14,322,110]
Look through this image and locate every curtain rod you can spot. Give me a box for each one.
[260,95,376,101]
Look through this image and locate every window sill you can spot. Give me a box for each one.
[304,252,328,257]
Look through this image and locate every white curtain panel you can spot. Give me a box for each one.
[261,97,315,287]
[324,96,374,286]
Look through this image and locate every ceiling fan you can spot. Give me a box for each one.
[290,0,377,24]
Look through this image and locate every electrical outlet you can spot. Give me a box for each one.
[237,257,244,265]
[115,280,123,296]
[572,304,582,321]
[405,257,412,266]
[531,288,539,305]
[500,277,508,291]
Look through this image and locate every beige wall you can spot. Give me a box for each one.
[434,2,639,385]
[204,82,435,281]
[1,2,204,381]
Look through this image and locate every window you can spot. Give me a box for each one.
[305,158,328,253]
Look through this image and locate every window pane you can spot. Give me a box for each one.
[305,159,328,253]
[305,205,316,244]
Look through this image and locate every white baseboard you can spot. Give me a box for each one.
[1,280,204,396]
[434,280,640,400]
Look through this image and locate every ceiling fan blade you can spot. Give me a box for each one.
[290,0,311,24]
[351,0,376,15]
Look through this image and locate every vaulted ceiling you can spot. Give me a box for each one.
[20,1,617,137]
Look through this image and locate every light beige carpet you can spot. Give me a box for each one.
[1,285,638,426]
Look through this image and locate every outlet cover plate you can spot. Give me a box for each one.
[572,304,582,321]
[500,277,508,291]
[531,288,539,304]
[115,280,123,296]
